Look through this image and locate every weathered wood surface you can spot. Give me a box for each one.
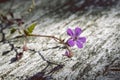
[0,0,120,80]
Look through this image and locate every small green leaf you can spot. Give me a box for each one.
[27,23,37,33]
[24,30,30,36]
[10,28,16,34]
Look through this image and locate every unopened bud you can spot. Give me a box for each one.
[23,44,28,51]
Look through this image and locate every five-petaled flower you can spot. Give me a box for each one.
[67,27,86,48]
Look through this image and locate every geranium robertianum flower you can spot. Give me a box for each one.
[67,27,86,48]
[63,50,73,58]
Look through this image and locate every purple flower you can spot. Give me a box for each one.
[67,27,86,48]
[63,50,73,58]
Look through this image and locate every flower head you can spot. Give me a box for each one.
[67,27,86,48]
[63,50,73,58]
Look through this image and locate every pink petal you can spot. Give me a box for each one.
[74,27,82,36]
[78,37,86,43]
[67,28,74,37]
[64,51,70,56]
[63,50,73,58]
[67,38,75,47]
[76,40,83,48]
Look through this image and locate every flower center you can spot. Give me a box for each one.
[73,36,78,41]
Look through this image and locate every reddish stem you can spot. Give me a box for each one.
[28,34,62,43]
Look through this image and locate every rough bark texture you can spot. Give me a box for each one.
[0,0,120,80]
